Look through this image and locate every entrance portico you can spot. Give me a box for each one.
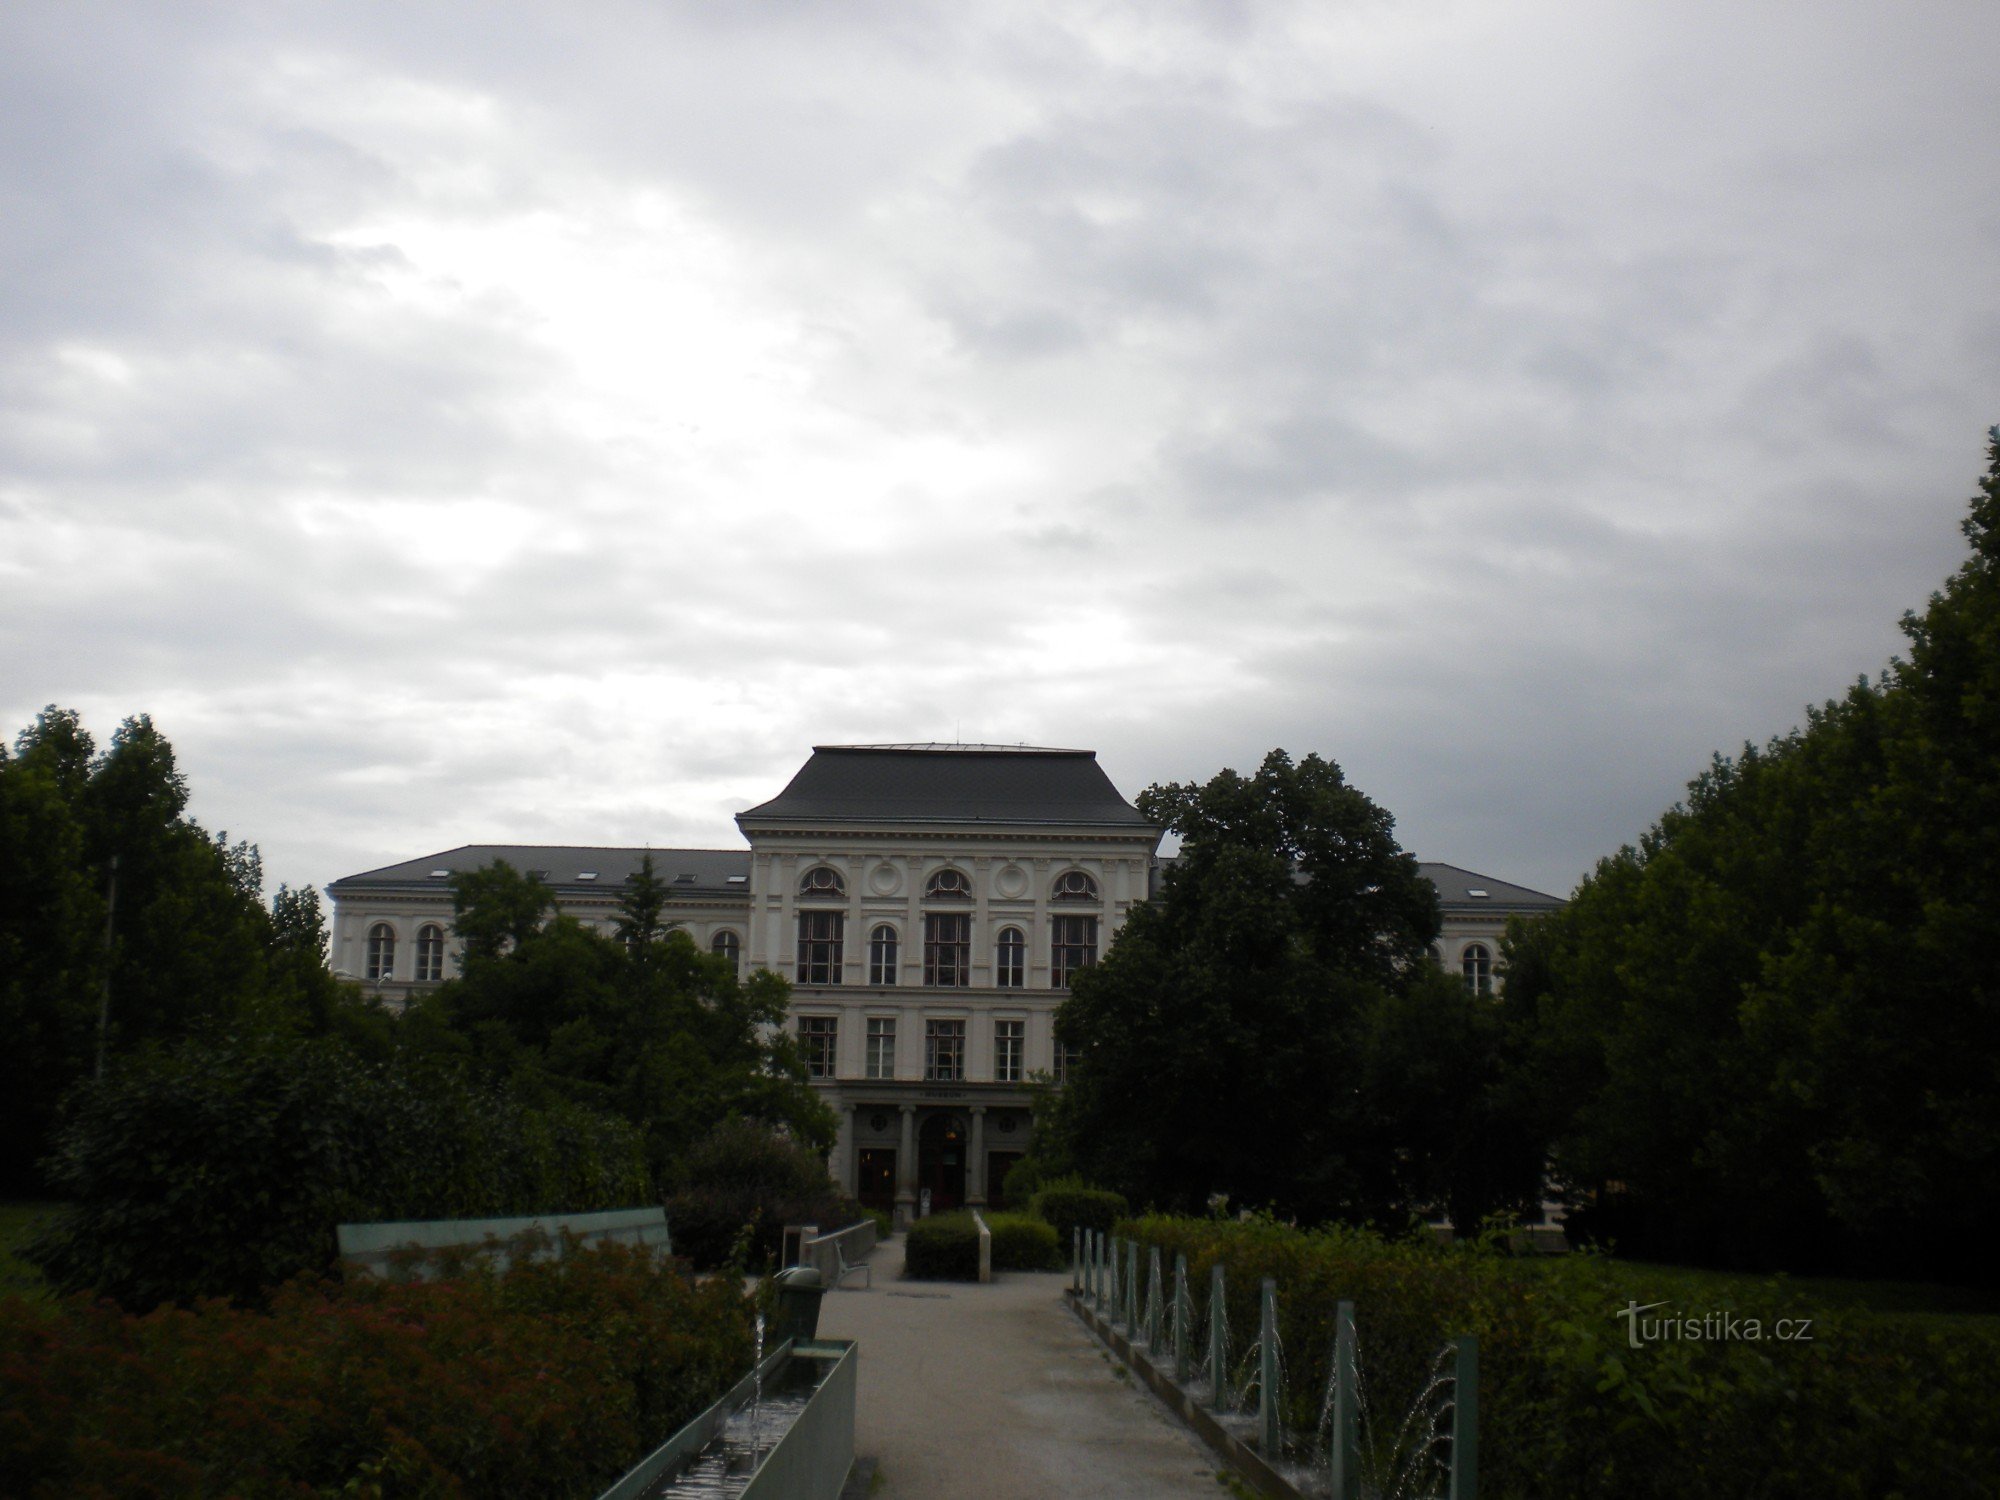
[831,1084,1033,1227]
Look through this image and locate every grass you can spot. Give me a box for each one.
[0,1200,62,1304]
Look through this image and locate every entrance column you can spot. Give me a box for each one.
[832,1103,856,1195]
[967,1105,988,1207]
[894,1104,918,1229]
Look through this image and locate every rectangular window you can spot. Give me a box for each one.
[1051,915,1097,988]
[994,1019,1024,1083]
[866,1016,897,1080]
[798,1016,837,1079]
[924,913,971,987]
[797,911,844,985]
[925,1018,965,1082]
[1055,1037,1081,1082]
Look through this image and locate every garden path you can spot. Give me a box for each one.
[814,1233,1224,1499]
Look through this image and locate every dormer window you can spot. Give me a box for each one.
[1052,870,1098,903]
[924,869,972,901]
[799,866,845,899]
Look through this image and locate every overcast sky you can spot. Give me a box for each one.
[4,1,1997,903]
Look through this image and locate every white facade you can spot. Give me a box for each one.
[327,745,1561,1226]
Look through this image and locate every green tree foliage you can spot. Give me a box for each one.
[1512,429,2000,1277]
[1045,750,1532,1226]
[0,707,359,1192]
[415,856,836,1188]
[28,1033,651,1310]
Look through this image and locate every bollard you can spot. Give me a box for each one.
[1091,1230,1102,1307]
[1072,1228,1080,1294]
[1152,1248,1168,1352]
[1174,1252,1191,1383]
[1331,1301,1359,1500]
[1260,1278,1280,1457]
[1108,1235,1120,1317]
[1209,1263,1229,1411]
[1450,1335,1479,1500]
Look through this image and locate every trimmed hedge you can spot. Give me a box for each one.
[0,1239,753,1499]
[28,1036,652,1309]
[905,1211,1063,1279]
[1118,1214,2000,1500]
[1029,1182,1127,1245]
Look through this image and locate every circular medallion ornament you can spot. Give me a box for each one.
[870,1112,889,1133]
[868,863,901,897]
[994,863,1029,899]
[998,1115,1017,1134]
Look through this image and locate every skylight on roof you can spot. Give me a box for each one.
[1467,889,1489,898]
[674,873,696,884]
[429,869,451,878]
[727,875,748,884]
[578,871,598,881]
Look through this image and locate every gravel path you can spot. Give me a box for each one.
[814,1234,1225,1499]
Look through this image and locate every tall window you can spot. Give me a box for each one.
[869,924,899,985]
[925,868,972,900]
[924,913,971,986]
[1462,943,1493,996]
[798,1016,837,1078]
[1052,870,1098,902]
[1055,1037,1081,1082]
[712,930,741,973]
[1051,915,1097,988]
[994,1019,1024,1083]
[797,911,844,985]
[799,866,845,898]
[415,924,444,983]
[996,926,1025,987]
[866,1016,897,1079]
[925,1019,965,1081]
[366,923,395,982]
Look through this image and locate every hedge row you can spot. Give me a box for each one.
[1028,1183,1128,1245]
[1118,1214,2000,1500]
[30,1037,652,1309]
[905,1211,1063,1279]
[0,1240,753,1499]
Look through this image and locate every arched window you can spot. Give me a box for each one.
[415,924,444,984]
[1051,870,1098,902]
[924,868,972,901]
[711,930,741,974]
[1462,943,1493,996]
[996,926,1025,988]
[797,911,844,985]
[869,924,899,986]
[799,866,845,899]
[366,923,396,982]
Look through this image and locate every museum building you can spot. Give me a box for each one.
[327,743,1562,1227]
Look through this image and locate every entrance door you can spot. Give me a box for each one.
[856,1149,896,1212]
[917,1114,966,1213]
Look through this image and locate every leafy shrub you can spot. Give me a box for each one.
[1115,1213,2000,1500]
[0,1239,753,1499]
[1030,1179,1128,1244]
[665,1118,861,1270]
[905,1211,1063,1279]
[28,1035,651,1309]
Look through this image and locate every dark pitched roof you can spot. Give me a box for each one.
[1418,862,1565,910]
[736,744,1155,830]
[327,845,750,897]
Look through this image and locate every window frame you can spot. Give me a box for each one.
[798,865,846,899]
[366,922,396,982]
[866,1016,897,1080]
[924,1018,966,1082]
[924,912,971,987]
[994,1018,1024,1083]
[797,910,845,985]
[798,1015,838,1079]
[415,924,444,984]
[711,930,742,973]
[1462,942,1493,996]
[995,925,1025,988]
[1050,914,1097,988]
[869,923,899,986]
[924,868,973,901]
[1051,869,1099,902]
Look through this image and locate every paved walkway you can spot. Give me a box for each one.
[813,1235,1224,1499]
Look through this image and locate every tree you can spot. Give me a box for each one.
[1047,750,1448,1223]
